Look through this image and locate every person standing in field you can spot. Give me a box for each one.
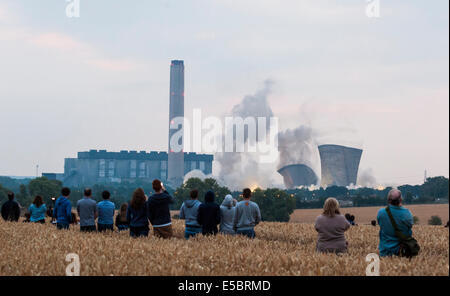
[53,187,73,230]
[220,194,236,235]
[28,195,47,224]
[76,188,98,232]
[233,188,261,238]
[127,188,149,238]
[197,191,221,236]
[377,189,414,257]
[115,203,130,231]
[179,189,202,239]
[1,192,21,222]
[147,179,174,239]
[97,190,115,232]
[314,198,351,254]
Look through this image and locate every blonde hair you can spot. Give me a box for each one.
[322,198,340,217]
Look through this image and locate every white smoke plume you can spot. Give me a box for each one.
[214,80,282,190]
[357,168,377,187]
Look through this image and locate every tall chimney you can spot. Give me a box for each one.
[167,60,185,187]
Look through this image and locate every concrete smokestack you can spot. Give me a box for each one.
[168,60,184,187]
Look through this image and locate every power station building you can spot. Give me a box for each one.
[318,144,363,187]
[48,149,213,187]
[43,60,214,188]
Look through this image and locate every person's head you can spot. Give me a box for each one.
[102,190,111,200]
[322,197,340,218]
[61,187,71,197]
[152,179,162,193]
[119,203,128,221]
[205,191,215,203]
[7,192,14,201]
[131,188,146,210]
[387,189,402,206]
[371,220,377,226]
[221,194,234,209]
[243,188,252,200]
[84,188,92,197]
[33,195,44,207]
[190,189,199,200]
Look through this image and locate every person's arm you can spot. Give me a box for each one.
[179,203,185,220]
[197,206,203,225]
[14,203,20,221]
[233,206,239,231]
[66,201,72,222]
[76,201,81,216]
[254,204,261,225]
[126,207,131,223]
[94,204,98,220]
[215,205,221,225]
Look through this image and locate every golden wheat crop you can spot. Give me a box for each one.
[0,218,448,276]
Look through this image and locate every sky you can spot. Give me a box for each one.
[0,0,448,186]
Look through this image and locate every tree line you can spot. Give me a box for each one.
[0,175,448,223]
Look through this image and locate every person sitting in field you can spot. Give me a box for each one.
[23,212,31,223]
[76,188,98,232]
[350,215,357,226]
[197,191,221,236]
[1,192,21,222]
[97,191,115,232]
[179,189,202,239]
[115,203,130,231]
[220,194,236,235]
[53,187,73,230]
[127,188,149,238]
[314,198,351,254]
[377,189,414,257]
[28,195,47,223]
[147,180,175,239]
[233,188,261,239]
[371,220,377,226]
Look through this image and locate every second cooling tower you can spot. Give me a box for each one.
[318,144,362,187]
[168,60,185,187]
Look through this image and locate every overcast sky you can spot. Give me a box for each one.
[0,0,448,185]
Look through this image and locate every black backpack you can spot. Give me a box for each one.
[385,206,420,258]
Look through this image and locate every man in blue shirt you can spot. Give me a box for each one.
[377,189,414,257]
[97,190,115,232]
[53,187,73,230]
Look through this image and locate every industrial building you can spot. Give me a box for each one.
[277,164,318,189]
[44,149,213,187]
[318,144,363,187]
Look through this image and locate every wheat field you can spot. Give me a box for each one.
[0,219,448,276]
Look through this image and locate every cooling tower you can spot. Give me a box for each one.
[318,144,363,187]
[277,164,318,189]
[168,60,185,187]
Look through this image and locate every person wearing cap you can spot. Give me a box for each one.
[377,189,414,257]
